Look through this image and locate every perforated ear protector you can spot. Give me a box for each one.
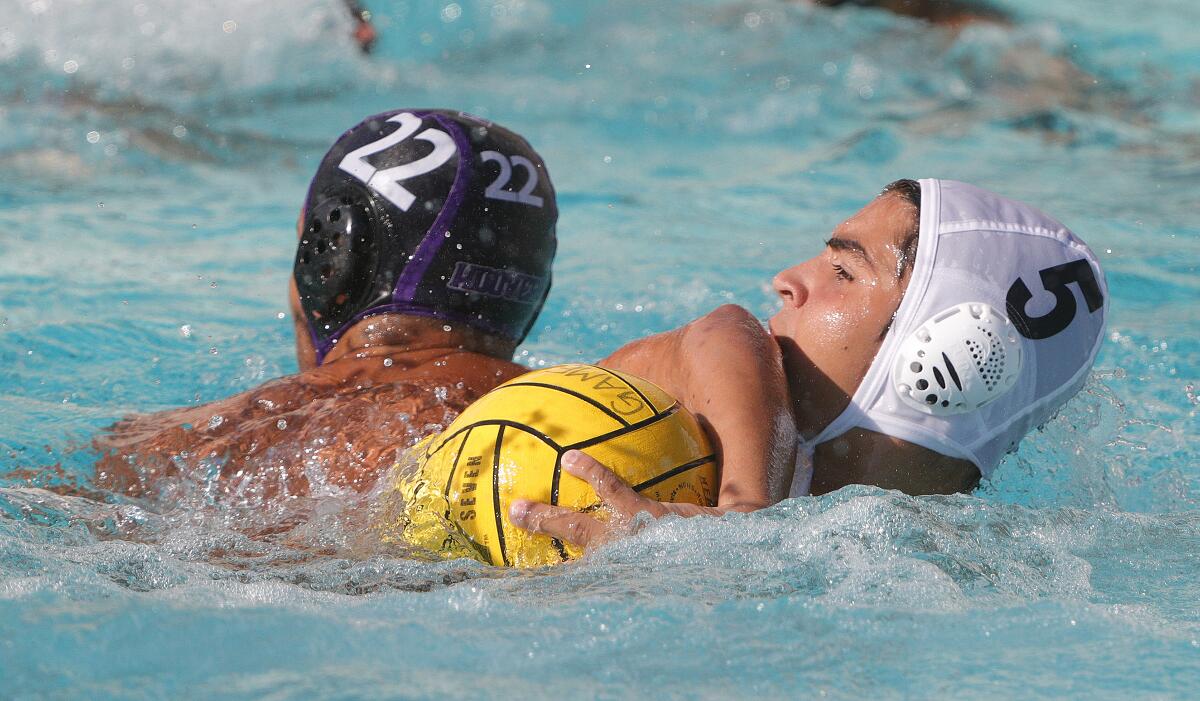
[892,302,1023,416]
[295,193,391,339]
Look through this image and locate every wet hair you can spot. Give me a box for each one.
[882,178,921,279]
[879,178,922,339]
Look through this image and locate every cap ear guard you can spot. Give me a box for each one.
[294,193,387,342]
[892,303,1023,416]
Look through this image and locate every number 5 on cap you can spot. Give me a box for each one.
[1006,259,1104,340]
[338,112,457,212]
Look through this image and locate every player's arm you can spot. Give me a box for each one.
[603,304,795,509]
[509,305,797,544]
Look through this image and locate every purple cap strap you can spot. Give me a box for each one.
[392,113,472,304]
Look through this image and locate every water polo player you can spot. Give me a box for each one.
[94,109,558,499]
[509,179,1108,549]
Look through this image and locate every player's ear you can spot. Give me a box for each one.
[810,428,980,496]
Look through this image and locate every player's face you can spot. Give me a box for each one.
[769,194,916,437]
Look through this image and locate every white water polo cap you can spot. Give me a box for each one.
[803,179,1108,483]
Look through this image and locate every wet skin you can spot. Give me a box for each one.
[93,316,527,501]
[97,192,976,546]
[511,192,980,549]
[95,215,527,503]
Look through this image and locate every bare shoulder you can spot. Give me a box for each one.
[682,304,775,352]
[603,304,783,395]
[93,374,319,495]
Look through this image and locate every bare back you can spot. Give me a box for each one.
[94,349,526,502]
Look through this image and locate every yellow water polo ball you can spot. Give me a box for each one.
[389,363,717,568]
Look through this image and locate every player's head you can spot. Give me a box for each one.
[294,109,558,365]
[771,179,1108,481]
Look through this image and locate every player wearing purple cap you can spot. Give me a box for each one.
[95,109,558,500]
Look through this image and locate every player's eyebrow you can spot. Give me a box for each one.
[826,237,876,271]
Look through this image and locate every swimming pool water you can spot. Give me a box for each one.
[1,0,1198,697]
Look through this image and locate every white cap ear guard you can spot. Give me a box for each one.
[893,303,1022,416]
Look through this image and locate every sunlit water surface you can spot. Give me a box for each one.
[1,1,1198,698]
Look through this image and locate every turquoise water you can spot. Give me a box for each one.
[2,0,1198,697]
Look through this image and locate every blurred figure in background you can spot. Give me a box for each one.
[344,0,378,53]
[810,0,1009,29]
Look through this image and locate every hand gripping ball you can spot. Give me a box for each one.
[389,364,717,567]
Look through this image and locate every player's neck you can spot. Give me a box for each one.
[320,314,514,366]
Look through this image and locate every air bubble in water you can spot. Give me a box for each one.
[277,419,287,430]
[180,324,192,337]
[383,358,393,367]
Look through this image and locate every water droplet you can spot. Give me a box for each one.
[442,324,453,332]
[276,419,287,430]
[63,59,79,74]
[86,130,100,144]
[383,358,393,367]
[222,20,237,33]
[441,3,462,22]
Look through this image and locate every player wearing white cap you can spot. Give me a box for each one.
[510,179,1108,546]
